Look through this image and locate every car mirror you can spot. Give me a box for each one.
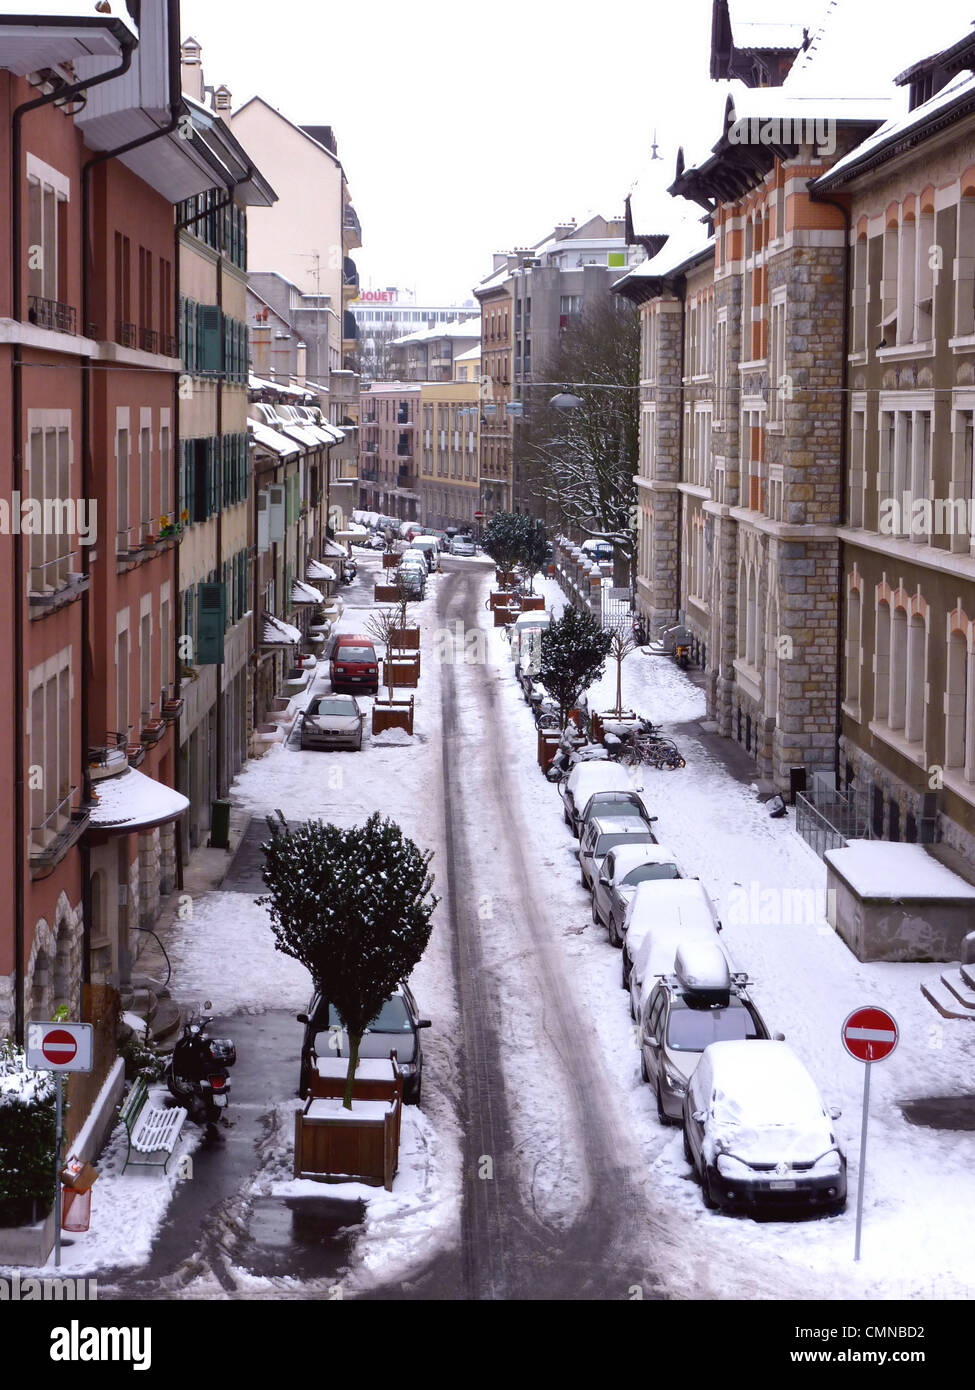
[296,1013,309,1024]
[829,1105,842,1120]
[417,1019,432,1029]
[773,1031,786,1041]
[648,815,658,822]
[691,1110,706,1124]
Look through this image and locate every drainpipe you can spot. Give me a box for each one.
[674,274,688,628]
[808,182,852,788]
[10,32,137,1042]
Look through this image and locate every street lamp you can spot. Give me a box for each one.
[549,383,584,411]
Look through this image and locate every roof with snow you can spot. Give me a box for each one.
[248,420,299,458]
[307,559,337,582]
[455,344,482,362]
[88,767,189,832]
[292,579,325,604]
[392,317,481,346]
[262,613,302,645]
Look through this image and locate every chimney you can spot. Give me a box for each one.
[180,35,205,102]
[213,84,232,112]
[554,222,576,239]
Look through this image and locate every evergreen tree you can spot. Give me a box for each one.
[539,604,613,728]
[518,517,549,593]
[260,813,438,1108]
[481,511,523,577]
[0,1039,57,1227]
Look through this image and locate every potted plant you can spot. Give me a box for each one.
[538,604,613,730]
[260,813,437,1185]
[0,1039,57,1264]
[389,586,421,656]
[366,608,417,733]
[482,512,523,588]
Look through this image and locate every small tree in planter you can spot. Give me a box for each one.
[517,516,549,594]
[605,620,639,718]
[366,607,401,701]
[0,1038,57,1228]
[481,511,523,583]
[260,813,438,1108]
[539,604,613,729]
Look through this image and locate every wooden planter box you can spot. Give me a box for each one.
[383,656,419,688]
[538,728,562,772]
[294,1096,401,1191]
[489,588,513,611]
[382,552,399,569]
[494,604,518,627]
[390,626,420,650]
[520,594,545,611]
[592,709,639,744]
[372,695,415,735]
[309,1057,403,1155]
[496,569,516,585]
[375,583,399,603]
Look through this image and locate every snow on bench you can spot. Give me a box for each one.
[118,1075,186,1174]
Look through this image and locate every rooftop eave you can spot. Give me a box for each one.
[0,11,136,79]
[815,94,975,191]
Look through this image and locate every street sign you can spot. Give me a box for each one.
[26,1021,93,1073]
[842,1005,898,1263]
[842,1006,898,1063]
[474,511,484,519]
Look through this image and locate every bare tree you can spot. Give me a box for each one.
[514,298,640,572]
[366,607,401,700]
[355,325,401,383]
[605,622,640,717]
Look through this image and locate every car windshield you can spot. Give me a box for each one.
[667,1000,757,1051]
[335,647,373,662]
[590,796,638,818]
[308,698,356,717]
[594,832,652,857]
[326,996,412,1033]
[622,863,680,886]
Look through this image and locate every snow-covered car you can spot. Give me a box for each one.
[578,815,657,892]
[592,843,684,946]
[450,535,477,557]
[640,940,775,1123]
[577,788,655,841]
[297,982,431,1103]
[396,560,426,598]
[682,1040,846,1216]
[581,538,614,564]
[622,878,723,1000]
[368,533,386,550]
[409,536,441,572]
[299,694,364,751]
[560,761,632,835]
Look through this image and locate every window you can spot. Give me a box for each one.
[116,627,130,740]
[114,232,131,337]
[29,654,72,846]
[845,586,862,711]
[874,600,890,722]
[26,154,69,312]
[116,426,130,551]
[140,611,152,722]
[950,409,975,554]
[849,409,866,528]
[852,234,868,354]
[769,294,786,424]
[715,315,728,422]
[27,420,71,593]
[159,422,172,521]
[946,630,970,773]
[955,197,975,338]
[140,425,151,539]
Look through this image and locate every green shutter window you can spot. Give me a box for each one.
[196,582,226,664]
[187,299,197,373]
[198,304,222,374]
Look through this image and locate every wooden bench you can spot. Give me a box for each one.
[117,1075,187,1174]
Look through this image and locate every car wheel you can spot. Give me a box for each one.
[591,897,600,926]
[656,1080,668,1125]
[608,914,622,949]
[628,989,636,1020]
[682,1123,692,1164]
[640,1049,649,1084]
[356,735,363,751]
[579,867,588,889]
[621,957,629,990]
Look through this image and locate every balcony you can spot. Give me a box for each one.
[28,295,76,335]
[360,467,379,482]
[116,320,137,348]
[29,789,88,877]
[396,443,413,459]
[343,204,362,248]
[161,332,177,357]
[397,469,416,489]
[140,327,158,354]
[363,441,378,453]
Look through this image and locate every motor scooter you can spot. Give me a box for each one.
[165,1002,236,1123]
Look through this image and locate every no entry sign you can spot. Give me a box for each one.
[26,1021,93,1073]
[842,1006,898,1063]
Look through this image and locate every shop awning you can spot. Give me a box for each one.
[262,613,302,645]
[86,768,189,834]
[306,559,337,582]
[292,579,324,604]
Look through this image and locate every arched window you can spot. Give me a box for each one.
[946,631,968,769]
[765,595,779,718]
[905,613,926,743]
[846,588,862,709]
[874,601,891,721]
[889,606,908,730]
[746,565,758,667]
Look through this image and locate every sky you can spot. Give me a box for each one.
[178,0,975,305]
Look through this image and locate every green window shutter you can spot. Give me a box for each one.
[196,582,226,664]
[199,305,222,374]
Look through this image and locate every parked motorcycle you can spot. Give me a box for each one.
[165,1002,236,1123]
[342,557,358,584]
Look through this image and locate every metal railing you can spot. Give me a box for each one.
[140,327,158,353]
[116,320,137,348]
[28,295,76,334]
[795,780,873,861]
[161,332,178,357]
[28,549,80,600]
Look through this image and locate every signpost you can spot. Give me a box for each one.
[26,1022,93,1268]
[842,1006,898,1261]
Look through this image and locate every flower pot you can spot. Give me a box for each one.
[126,743,146,767]
[161,697,184,722]
[496,569,516,585]
[372,696,415,735]
[140,718,166,744]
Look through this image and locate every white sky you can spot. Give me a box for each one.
[178,0,975,304]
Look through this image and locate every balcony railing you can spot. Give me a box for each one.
[343,206,362,238]
[28,549,85,606]
[116,320,137,348]
[29,787,87,871]
[363,441,378,453]
[360,467,379,482]
[396,444,413,458]
[140,327,158,353]
[161,332,178,357]
[28,295,76,334]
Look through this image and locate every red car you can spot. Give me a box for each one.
[330,634,379,694]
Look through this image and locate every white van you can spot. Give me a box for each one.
[511,608,550,673]
[409,536,441,572]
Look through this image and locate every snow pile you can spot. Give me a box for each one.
[0,1043,54,1106]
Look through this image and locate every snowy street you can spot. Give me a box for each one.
[46,549,975,1302]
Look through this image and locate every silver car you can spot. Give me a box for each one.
[299,694,364,750]
[577,815,657,892]
[592,843,685,946]
[450,535,476,556]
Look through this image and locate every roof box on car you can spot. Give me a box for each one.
[674,939,731,1005]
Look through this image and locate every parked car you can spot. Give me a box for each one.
[577,788,656,840]
[639,939,775,1123]
[581,538,614,564]
[560,761,632,835]
[368,532,386,550]
[409,536,441,572]
[622,877,723,998]
[578,815,657,892]
[297,981,431,1103]
[450,535,477,557]
[592,843,684,946]
[396,556,426,598]
[330,634,379,695]
[299,694,364,751]
[682,1040,846,1216]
